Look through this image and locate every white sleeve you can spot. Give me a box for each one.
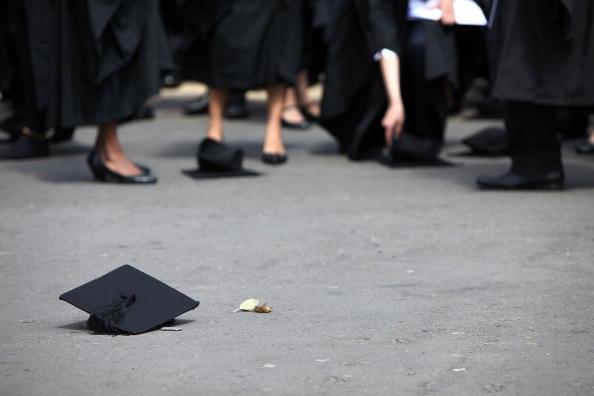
[373,48,398,62]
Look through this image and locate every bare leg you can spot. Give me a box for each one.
[206,89,228,142]
[282,86,306,124]
[295,70,320,118]
[264,84,287,155]
[95,122,142,176]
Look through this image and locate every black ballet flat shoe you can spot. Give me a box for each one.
[0,130,50,160]
[575,141,594,154]
[87,150,157,184]
[261,152,288,165]
[281,105,311,130]
[301,103,321,123]
[476,172,564,191]
[282,118,311,130]
[184,95,209,116]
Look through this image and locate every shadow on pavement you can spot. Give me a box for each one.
[56,319,196,335]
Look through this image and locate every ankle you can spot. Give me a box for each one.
[206,131,223,142]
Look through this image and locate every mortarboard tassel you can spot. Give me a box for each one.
[87,294,137,335]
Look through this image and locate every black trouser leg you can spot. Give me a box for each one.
[507,101,563,178]
[0,0,49,159]
[14,0,46,134]
[402,22,449,143]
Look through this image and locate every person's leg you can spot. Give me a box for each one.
[282,85,307,125]
[477,101,564,189]
[402,22,448,144]
[282,71,310,129]
[206,88,228,142]
[94,122,142,176]
[507,102,562,179]
[295,71,321,119]
[0,0,49,159]
[263,84,287,157]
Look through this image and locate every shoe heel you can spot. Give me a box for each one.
[87,151,106,182]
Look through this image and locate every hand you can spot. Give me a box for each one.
[382,101,405,147]
[431,0,455,26]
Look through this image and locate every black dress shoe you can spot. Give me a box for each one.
[575,141,594,154]
[477,172,564,190]
[224,92,249,119]
[262,152,288,165]
[184,95,209,116]
[49,127,75,144]
[87,150,157,184]
[0,131,50,160]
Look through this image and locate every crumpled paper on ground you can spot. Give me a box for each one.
[234,298,272,313]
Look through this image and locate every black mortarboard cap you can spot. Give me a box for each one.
[461,127,509,156]
[59,265,200,335]
[183,138,260,179]
[390,133,442,162]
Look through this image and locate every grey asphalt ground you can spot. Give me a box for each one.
[1,99,593,395]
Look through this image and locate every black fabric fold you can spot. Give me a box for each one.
[181,0,305,90]
[24,0,172,128]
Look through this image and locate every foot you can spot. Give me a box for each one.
[477,171,564,191]
[0,131,50,160]
[262,135,287,165]
[104,156,143,177]
[87,150,157,184]
[281,106,310,130]
[261,152,288,165]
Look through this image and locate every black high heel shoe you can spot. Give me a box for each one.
[261,152,288,165]
[87,150,157,184]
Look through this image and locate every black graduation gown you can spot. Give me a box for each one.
[490,0,594,107]
[25,0,172,128]
[319,0,460,159]
[319,0,407,159]
[180,0,305,90]
[0,2,14,95]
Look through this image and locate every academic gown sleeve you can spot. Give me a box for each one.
[354,0,402,56]
[321,0,406,119]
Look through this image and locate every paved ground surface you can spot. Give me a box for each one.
[1,98,593,395]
